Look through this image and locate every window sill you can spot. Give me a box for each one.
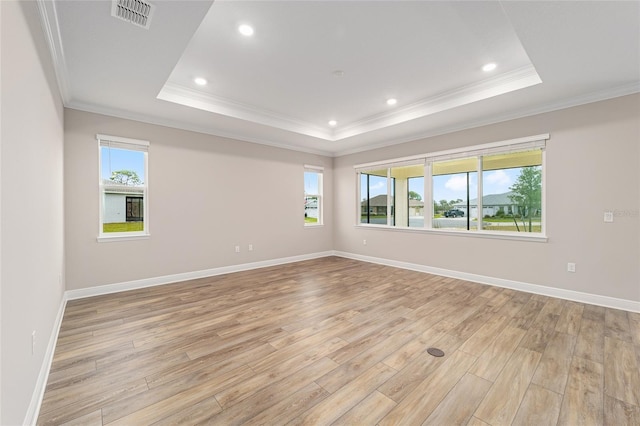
[304,224,324,228]
[355,224,547,242]
[97,233,150,243]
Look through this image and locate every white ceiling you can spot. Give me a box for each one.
[41,1,640,156]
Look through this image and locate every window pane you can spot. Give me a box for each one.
[408,177,424,228]
[482,150,542,233]
[432,159,477,230]
[101,146,145,233]
[304,195,319,224]
[360,169,388,224]
[390,177,395,226]
[388,164,424,228]
[304,170,322,225]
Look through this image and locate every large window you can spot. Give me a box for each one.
[304,166,323,226]
[355,134,547,238]
[98,134,149,239]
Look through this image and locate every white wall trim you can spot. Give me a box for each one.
[157,83,333,141]
[64,249,640,311]
[334,251,640,313]
[332,82,640,157]
[334,65,542,141]
[35,0,70,104]
[23,294,67,426]
[27,251,332,424]
[65,251,335,300]
[65,105,333,157]
[24,249,639,424]
[65,84,639,159]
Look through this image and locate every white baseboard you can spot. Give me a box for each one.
[333,251,640,313]
[23,293,68,426]
[66,248,640,311]
[24,249,639,425]
[65,251,335,300]
[26,251,334,425]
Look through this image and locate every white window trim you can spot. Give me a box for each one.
[354,134,548,171]
[97,134,150,242]
[304,165,324,227]
[355,134,548,240]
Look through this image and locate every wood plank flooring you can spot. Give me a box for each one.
[37,257,640,425]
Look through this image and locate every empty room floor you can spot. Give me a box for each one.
[38,257,640,425]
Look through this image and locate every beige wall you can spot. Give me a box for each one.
[2,3,638,421]
[334,94,640,303]
[64,109,333,290]
[1,1,65,424]
[65,95,640,304]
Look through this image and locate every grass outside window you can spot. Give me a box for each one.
[103,222,144,233]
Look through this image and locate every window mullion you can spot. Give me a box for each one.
[477,156,483,231]
[425,162,432,229]
[387,168,392,226]
[541,149,546,235]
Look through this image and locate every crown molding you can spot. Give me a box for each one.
[158,65,542,144]
[65,102,334,157]
[68,80,638,160]
[331,82,640,157]
[334,64,542,140]
[157,83,334,140]
[33,1,639,158]
[36,0,70,105]
[67,81,638,160]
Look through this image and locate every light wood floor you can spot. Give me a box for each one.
[38,257,640,425]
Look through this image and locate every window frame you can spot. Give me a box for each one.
[304,165,324,227]
[359,161,421,227]
[97,134,150,242]
[355,134,548,241]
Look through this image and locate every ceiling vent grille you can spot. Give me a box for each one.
[112,0,154,30]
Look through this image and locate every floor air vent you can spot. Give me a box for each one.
[112,0,154,29]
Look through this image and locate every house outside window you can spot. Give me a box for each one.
[355,134,547,239]
[304,165,323,226]
[98,134,149,240]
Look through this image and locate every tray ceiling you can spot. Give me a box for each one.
[40,1,640,156]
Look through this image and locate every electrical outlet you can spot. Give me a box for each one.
[567,262,576,273]
[604,211,614,222]
[249,244,253,251]
[235,245,240,253]
[32,330,36,355]
[363,239,367,245]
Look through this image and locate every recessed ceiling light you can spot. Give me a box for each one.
[194,77,207,86]
[386,98,397,106]
[482,63,497,72]
[328,120,337,127]
[238,24,254,36]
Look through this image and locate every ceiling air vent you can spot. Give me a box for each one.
[112,0,154,30]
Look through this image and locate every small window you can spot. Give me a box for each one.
[304,166,323,226]
[98,134,149,239]
[432,158,478,230]
[359,162,424,227]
